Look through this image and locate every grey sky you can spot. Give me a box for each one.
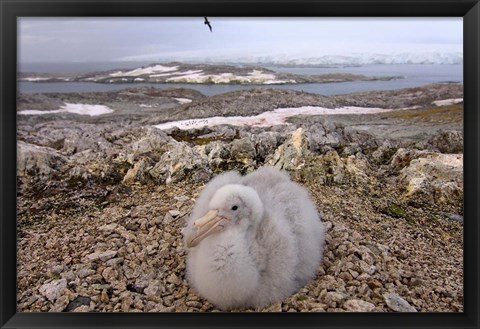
[18,17,462,63]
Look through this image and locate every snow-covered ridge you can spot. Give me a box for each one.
[120,50,463,66]
[22,77,52,82]
[108,66,294,84]
[154,97,463,130]
[19,103,114,117]
[110,64,179,77]
[239,52,463,66]
[163,69,295,84]
[154,106,394,130]
[431,98,463,106]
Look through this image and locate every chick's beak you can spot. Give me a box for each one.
[186,209,228,248]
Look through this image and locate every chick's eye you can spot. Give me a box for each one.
[231,205,238,211]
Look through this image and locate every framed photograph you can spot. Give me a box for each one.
[1,0,479,328]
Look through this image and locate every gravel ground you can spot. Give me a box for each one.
[17,159,463,313]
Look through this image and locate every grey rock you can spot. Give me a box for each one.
[343,299,376,312]
[128,127,170,156]
[132,275,152,293]
[65,296,92,312]
[305,120,345,151]
[267,128,310,171]
[427,130,463,153]
[49,295,70,312]
[398,153,463,204]
[39,279,67,302]
[229,137,257,167]
[48,264,67,276]
[149,141,211,184]
[77,268,96,278]
[389,148,431,172]
[17,141,67,177]
[86,274,104,284]
[122,158,154,185]
[144,280,165,298]
[98,223,118,234]
[102,267,119,283]
[440,212,463,222]
[86,250,117,262]
[166,273,181,285]
[168,210,181,217]
[383,293,417,312]
[371,143,397,165]
[60,271,76,282]
[324,291,346,306]
[71,304,91,312]
[253,131,280,161]
[202,141,231,172]
[104,257,124,267]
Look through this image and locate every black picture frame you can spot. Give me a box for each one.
[1,0,479,328]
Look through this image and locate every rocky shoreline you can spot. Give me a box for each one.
[17,83,463,312]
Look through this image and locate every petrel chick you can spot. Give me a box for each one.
[183,167,325,310]
[204,17,212,32]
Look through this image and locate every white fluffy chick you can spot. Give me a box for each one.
[183,166,325,310]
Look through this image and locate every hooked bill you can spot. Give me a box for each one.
[187,210,228,247]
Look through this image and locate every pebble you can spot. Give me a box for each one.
[86,274,103,284]
[105,257,124,266]
[86,250,117,262]
[102,267,118,283]
[101,289,110,303]
[120,231,136,241]
[65,296,91,312]
[324,291,346,306]
[50,295,70,312]
[77,268,95,278]
[167,273,181,285]
[174,196,190,202]
[49,264,66,275]
[71,305,90,312]
[383,293,417,312]
[99,223,118,234]
[39,279,67,302]
[144,280,164,298]
[441,213,463,222]
[24,295,39,307]
[168,210,181,217]
[343,299,376,312]
[61,271,76,282]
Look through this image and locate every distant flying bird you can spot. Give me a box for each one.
[204,17,212,32]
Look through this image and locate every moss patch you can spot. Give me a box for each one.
[387,203,406,218]
[388,104,463,124]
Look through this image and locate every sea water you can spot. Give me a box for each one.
[18,63,462,96]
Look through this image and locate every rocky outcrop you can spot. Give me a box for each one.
[17,120,463,204]
[17,141,67,177]
[427,130,463,153]
[149,141,211,184]
[396,152,463,204]
[268,128,310,171]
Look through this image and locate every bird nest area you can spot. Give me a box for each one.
[17,166,463,313]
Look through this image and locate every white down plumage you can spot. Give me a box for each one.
[182,166,325,310]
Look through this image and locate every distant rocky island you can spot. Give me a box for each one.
[18,62,401,85]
